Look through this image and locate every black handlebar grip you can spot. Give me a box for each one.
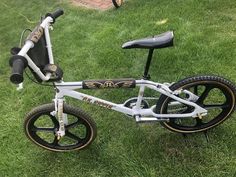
[50,9,64,21]
[9,55,28,84]
[52,9,64,19]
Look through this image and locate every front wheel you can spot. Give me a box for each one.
[156,75,236,134]
[112,0,123,8]
[24,103,97,152]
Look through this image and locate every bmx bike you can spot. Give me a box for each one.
[9,10,236,152]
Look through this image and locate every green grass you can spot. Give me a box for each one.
[1,0,236,176]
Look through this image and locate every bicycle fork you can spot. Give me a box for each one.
[53,92,67,139]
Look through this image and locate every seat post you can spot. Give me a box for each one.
[143,48,154,80]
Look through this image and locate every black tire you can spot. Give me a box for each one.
[24,103,97,152]
[156,75,236,134]
[112,0,123,8]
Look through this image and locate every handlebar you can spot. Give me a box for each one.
[46,9,64,23]
[9,9,64,85]
[9,55,28,84]
[51,9,64,20]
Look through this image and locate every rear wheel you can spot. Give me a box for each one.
[112,0,123,8]
[24,103,97,152]
[156,76,236,133]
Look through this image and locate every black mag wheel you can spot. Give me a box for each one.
[156,76,236,134]
[112,0,123,8]
[24,103,97,152]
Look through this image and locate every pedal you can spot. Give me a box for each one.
[203,131,209,142]
[158,118,169,122]
[182,133,189,144]
[135,117,169,123]
[197,113,203,119]
[135,120,156,124]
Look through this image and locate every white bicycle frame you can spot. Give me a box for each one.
[16,16,208,138]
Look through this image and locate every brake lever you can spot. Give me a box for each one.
[17,83,23,91]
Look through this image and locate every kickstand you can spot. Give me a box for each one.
[203,131,209,142]
[182,133,189,144]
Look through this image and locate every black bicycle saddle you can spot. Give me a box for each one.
[122,31,174,49]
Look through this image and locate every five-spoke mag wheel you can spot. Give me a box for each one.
[24,103,97,152]
[156,76,236,133]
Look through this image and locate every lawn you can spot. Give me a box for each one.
[1,0,236,176]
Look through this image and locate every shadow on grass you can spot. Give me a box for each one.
[26,123,236,176]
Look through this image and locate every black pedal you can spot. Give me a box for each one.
[182,133,189,144]
[203,131,209,142]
